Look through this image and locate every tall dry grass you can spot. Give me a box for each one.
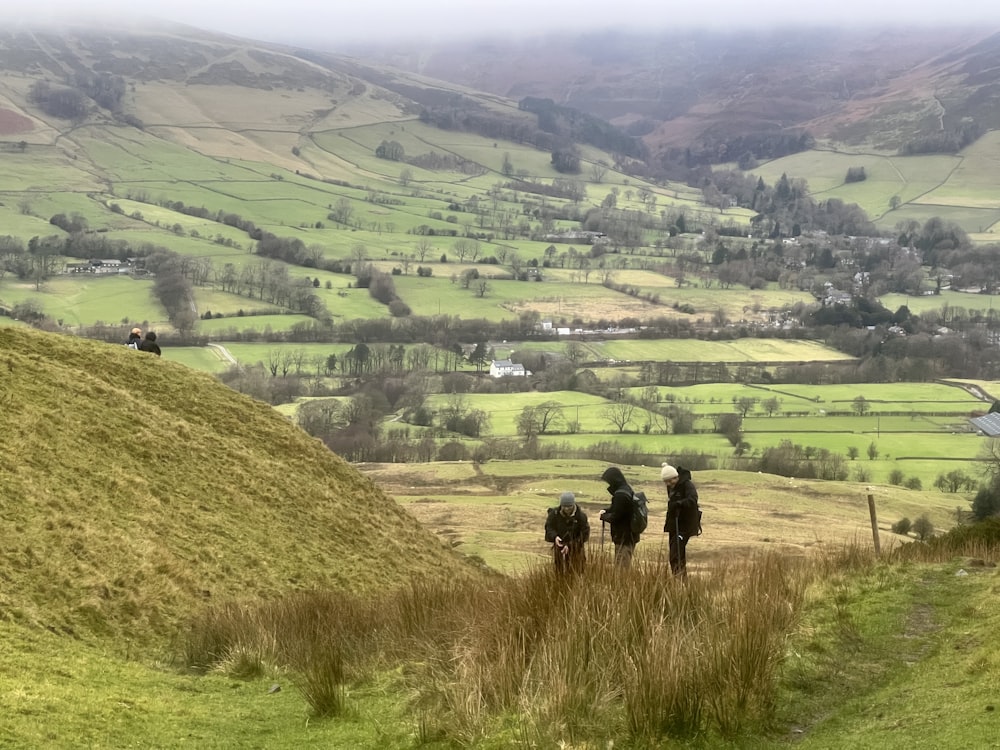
[182,547,818,742]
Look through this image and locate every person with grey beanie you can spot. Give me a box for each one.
[544,491,590,574]
[662,462,700,578]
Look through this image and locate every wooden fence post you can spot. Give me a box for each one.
[867,488,880,557]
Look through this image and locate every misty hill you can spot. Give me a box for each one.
[0,20,546,166]
[348,26,1000,163]
[0,326,478,645]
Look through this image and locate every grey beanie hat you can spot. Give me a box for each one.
[559,491,576,506]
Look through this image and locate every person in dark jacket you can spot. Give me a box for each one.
[139,331,161,357]
[125,327,142,349]
[599,466,638,568]
[544,491,590,574]
[662,463,699,578]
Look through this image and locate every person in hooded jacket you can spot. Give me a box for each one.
[139,331,161,357]
[544,491,590,574]
[599,466,639,568]
[662,463,699,578]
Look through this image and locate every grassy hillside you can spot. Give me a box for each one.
[0,326,478,646]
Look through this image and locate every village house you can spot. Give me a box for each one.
[489,359,527,378]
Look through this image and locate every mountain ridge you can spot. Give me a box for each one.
[343,25,1000,156]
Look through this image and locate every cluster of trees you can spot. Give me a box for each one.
[374,140,405,161]
[844,166,867,183]
[28,81,90,119]
[518,97,647,160]
[899,121,984,155]
[355,263,411,317]
[657,130,815,175]
[27,72,129,121]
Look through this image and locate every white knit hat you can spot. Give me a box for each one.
[661,463,678,480]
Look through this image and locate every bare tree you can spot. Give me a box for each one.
[734,396,757,418]
[329,197,353,226]
[351,243,367,267]
[601,399,636,433]
[415,236,433,262]
[852,395,871,416]
[509,251,524,279]
[565,341,586,365]
[534,401,565,433]
[453,238,473,262]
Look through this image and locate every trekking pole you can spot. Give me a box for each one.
[601,518,605,552]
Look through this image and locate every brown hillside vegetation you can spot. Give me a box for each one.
[352,26,1000,152]
[0,327,479,647]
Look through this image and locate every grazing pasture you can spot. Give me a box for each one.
[0,276,168,329]
[408,378,989,487]
[879,289,998,315]
[751,139,1000,234]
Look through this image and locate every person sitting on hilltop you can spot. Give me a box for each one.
[125,327,142,349]
[544,491,590,574]
[139,331,161,357]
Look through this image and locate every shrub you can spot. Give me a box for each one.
[904,476,923,490]
[388,299,411,317]
[971,483,1000,521]
[911,514,935,540]
[891,517,912,535]
[888,469,905,486]
[437,441,469,461]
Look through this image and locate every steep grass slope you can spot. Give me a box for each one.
[0,327,478,646]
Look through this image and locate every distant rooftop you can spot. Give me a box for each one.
[970,413,1000,437]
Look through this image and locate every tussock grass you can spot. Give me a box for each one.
[184,550,812,745]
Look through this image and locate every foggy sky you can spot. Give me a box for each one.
[10,0,1000,46]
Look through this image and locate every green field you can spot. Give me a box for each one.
[411,379,990,487]
[879,289,1000,315]
[749,135,1000,235]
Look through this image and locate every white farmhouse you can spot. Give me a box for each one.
[489,359,527,378]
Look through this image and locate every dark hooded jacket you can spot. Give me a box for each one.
[139,331,161,357]
[664,466,700,538]
[544,505,590,546]
[601,466,638,546]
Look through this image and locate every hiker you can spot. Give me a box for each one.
[599,466,639,568]
[139,331,161,357]
[662,463,699,578]
[125,327,142,349]
[544,491,590,574]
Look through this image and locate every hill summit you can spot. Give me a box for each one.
[0,327,476,645]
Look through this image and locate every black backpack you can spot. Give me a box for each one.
[690,506,703,537]
[630,490,649,535]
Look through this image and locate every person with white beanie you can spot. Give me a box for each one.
[662,462,700,578]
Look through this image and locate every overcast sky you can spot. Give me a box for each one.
[11,0,1000,46]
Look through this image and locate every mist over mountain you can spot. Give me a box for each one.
[343,26,1000,162]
